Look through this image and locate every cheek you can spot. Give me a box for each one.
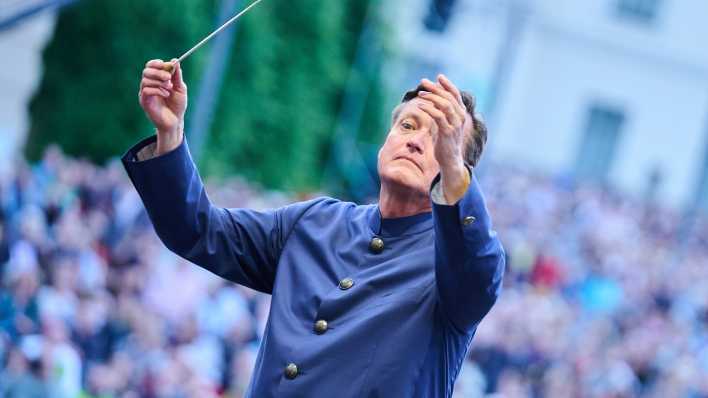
[378,140,394,171]
[378,140,390,159]
[380,136,401,158]
[426,153,440,176]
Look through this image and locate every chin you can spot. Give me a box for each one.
[380,165,427,194]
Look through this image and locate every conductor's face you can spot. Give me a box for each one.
[378,97,444,196]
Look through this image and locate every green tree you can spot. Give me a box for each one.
[26,0,216,163]
[204,0,388,192]
[27,0,388,194]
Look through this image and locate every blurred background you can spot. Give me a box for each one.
[1,0,708,397]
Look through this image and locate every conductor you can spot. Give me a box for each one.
[121,59,505,397]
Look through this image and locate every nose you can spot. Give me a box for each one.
[406,131,425,155]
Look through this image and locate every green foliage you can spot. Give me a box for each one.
[204,0,387,192]
[27,0,216,163]
[27,0,388,193]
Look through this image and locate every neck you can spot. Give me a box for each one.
[378,182,431,218]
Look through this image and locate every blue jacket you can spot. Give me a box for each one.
[121,135,505,397]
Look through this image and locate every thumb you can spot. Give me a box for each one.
[171,59,185,90]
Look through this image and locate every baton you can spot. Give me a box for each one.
[163,0,265,73]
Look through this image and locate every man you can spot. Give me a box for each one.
[122,59,505,397]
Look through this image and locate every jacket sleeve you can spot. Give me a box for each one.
[121,135,316,294]
[431,166,506,334]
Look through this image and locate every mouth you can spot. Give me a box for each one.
[394,156,423,173]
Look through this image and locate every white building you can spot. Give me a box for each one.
[388,0,708,209]
[0,3,57,175]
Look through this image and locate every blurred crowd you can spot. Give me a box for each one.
[0,145,707,397]
[456,164,708,397]
[0,145,290,398]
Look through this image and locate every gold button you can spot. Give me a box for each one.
[338,278,354,290]
[284,363,298,379]
[369,237,384,254]
[314,319,328,334]
[462,216,476,226]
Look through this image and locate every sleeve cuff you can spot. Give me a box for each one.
[121,133,185,163]
[430,181,446,204]
[136,142,158,161]
[431,165,493,243]
[429,165,473,205]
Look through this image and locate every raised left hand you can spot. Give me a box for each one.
[417,74,470,203]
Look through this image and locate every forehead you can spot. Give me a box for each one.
[394,98,431,122]
[394,99,474,134]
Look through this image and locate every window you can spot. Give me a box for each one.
[575,105,625,182]
[616,0,662,24]
[423,0,457,33]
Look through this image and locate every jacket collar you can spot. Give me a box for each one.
[367,205,433,237]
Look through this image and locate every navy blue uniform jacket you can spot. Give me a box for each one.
[121,135,505,397]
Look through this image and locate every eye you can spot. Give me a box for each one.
[401,121,415,130]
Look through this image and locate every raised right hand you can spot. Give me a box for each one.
[139,59,188,154]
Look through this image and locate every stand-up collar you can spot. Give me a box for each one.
[367,205,433,237]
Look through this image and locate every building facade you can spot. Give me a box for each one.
[0,4,57,174]
[388,0,708,209]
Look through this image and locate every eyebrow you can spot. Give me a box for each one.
[398,111,422,126]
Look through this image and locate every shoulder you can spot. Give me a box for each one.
[292,196,366,215]
[285,196,373,224]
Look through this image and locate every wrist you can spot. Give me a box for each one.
[155,126,184,156]
[439,159,466,180]
[439,160,469,204]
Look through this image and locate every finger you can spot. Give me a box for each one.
[417,102,451,134]
[143,67,172,82]
[140,87,169,99]
[437,74,464,106]
[140,78,173,90]
[170,59,186,92]
[421,79,465,114]
[420,78,465,117]
[146,59,165,68]
[418,92,462,127]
